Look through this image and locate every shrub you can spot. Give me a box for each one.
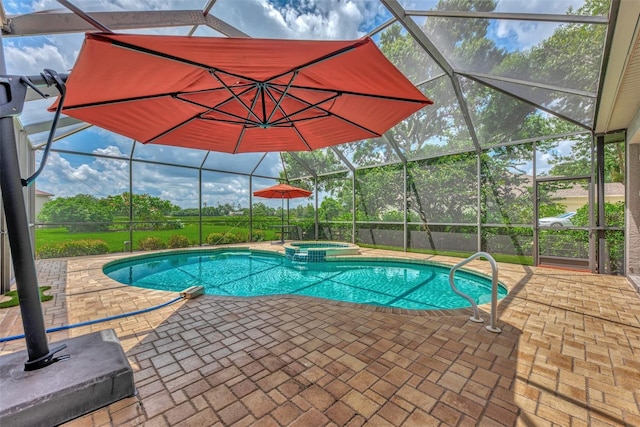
[138,236,166,251]
[206,232,248,245]
[36,239,109,259]
[252,230,266,242]
[167,234,190,248]
[164,219,184,230]
[206,233,222,245]
[151,219,184,231]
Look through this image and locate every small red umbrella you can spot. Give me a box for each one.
[254,183,312,243]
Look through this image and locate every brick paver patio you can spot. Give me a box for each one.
[1,244,639,426]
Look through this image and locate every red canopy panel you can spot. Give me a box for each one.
[53,33,433,153]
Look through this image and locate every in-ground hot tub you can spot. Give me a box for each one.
[284,241,360,262]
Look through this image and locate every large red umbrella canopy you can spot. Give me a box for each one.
[53,33,432,153]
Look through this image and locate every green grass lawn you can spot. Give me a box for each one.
[35,222,280,254]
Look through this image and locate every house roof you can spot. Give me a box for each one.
[35,189,54,197]
[555,182,625,198]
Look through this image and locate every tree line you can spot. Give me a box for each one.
[37,192,319,232]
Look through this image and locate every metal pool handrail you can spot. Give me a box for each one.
[448,251,501,333]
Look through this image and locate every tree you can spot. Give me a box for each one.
[104,193,180,230]
[318,198,345,221]
[279,0,611,255]
[251,202,274,217]
[105,193,178,217]
[38,194,113,232]
[548,139,625,183]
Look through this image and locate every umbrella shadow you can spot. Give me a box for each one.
[107,262,639,426]
[94,293,527,425]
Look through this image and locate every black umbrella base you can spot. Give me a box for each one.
[0,329,135,427]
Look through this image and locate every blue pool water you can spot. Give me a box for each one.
[104,249,507,310]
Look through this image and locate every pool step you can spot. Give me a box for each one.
[293,251,309,262]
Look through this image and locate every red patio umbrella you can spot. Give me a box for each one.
[51,33,432,153]
[253,184,311,243]
[253,183,313,199]
[253,183,312,243]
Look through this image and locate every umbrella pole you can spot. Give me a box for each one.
[0,72,67,370]
[280,198,285,243]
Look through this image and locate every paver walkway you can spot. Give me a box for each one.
[1,244,639,426]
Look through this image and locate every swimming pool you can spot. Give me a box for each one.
[104,249,507,310]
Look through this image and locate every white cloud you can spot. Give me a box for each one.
[535,139,575,175]
[202,175,251,207]
[3,42,69,75]
[213,0,386,39]
[493,0,587,51]
[493,20,561,51]
[494,0,585,14]
[36,151,129,198]
[93,145,127,157]
[91,129,134,153]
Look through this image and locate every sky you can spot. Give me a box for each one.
[3,0,594,209]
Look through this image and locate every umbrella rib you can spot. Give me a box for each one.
[176,91,263,127]
[270,83,430,105]
[264,71,298,125]
[260,83,267,125]
[292,107,381,140]
[239,79,264,130]
[62,81,252,111]
[266,89,338,125]
[267,87,383,137]
[291,125,314,151]
[177,84,254,97]
[263,38,368,85]
[260,85,381,141]
[62,92,174,110]
[150,93,262,150]
[198,87,263,127]
[145,115,199,144]
[197,116,258,126]
[147,85,263,144]
[233,127,247,154]
[177,85,261,123]
[210,70,262,123]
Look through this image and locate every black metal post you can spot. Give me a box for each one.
[1,38,67,369]
[0,92,53,368]
[596,134,606,273]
